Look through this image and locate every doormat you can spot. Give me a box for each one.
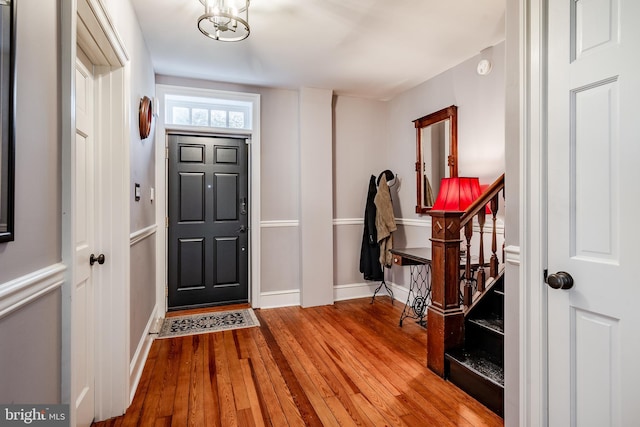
[157,308,260,339]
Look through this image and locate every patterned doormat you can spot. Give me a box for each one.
[157,308,260,339]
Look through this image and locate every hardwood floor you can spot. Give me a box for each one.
[92,298,503,427]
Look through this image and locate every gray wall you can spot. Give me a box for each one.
[0,290,61,404]
[386,42,506,221]
[0,0,156,405]
[385,42,506,288]
[130,235,156,359]
[155,76,303,295]
[332,95,387,286]
[258,87,301,293]
[0,0,61,404]
[158,42,507,297]
[0,0,60,281]
[106,0,158,366]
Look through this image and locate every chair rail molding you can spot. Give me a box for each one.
[0,263,66,319]
[333,218,364,226]
[505,245,521,266]
[395,217,431,227]
[130,224,157,246]
[260,220,299,228]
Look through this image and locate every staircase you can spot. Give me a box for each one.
[444,273,504,416]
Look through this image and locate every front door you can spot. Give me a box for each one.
[74,52,96,427]
[547,0,640,425]
[168,134,249,309]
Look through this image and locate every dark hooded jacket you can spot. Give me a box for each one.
[359,175,383,280]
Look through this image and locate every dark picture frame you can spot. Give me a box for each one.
[0,0,15,243]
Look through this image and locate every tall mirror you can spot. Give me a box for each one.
[0,0,15,243]
[414,105,458,213]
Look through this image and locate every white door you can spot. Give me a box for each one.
[547,0,640,426]
[74,52,96,427]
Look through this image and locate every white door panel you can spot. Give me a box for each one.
[547,0,640,426]
[74,55,95,427]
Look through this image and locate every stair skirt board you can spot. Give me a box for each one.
[445,273,505,417]
[446,353,504,416]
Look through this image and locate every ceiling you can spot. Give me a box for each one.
[131,0,505,100]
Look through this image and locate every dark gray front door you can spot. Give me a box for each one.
[168,134,249,310]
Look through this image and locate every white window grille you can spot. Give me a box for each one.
[164,94,252,130]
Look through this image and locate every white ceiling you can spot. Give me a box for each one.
[131,0,505,100]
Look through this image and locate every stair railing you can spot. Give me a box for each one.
[426,173,505,377]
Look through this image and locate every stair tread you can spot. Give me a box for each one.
[468,315,504,335]
[446,349,504,387]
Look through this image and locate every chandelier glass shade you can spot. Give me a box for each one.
[198,0,250,42]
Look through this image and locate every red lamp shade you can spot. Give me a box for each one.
[431,177,490,213]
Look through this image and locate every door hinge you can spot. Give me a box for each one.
[165,147,169,159]
[165,217,169,228]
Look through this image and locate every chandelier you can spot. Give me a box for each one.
[198,0,250,42]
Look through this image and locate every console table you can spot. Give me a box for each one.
[390,247,432,327]
[391,247,486,327]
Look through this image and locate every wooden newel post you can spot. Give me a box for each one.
[427,211,465,377]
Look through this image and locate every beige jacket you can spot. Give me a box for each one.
[374,174,397,267]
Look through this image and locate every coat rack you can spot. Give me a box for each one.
[370,169,398,304]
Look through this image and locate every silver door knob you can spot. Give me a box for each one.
[546,271,573,290]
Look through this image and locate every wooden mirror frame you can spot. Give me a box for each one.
[414,105,458,214]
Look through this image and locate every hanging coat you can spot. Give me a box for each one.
[359,176,383,280]
[375,174,397,267]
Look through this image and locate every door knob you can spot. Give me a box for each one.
[545,271,574,290]
[90,253,105,266]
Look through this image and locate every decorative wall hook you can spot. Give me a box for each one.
[139,96,153,139]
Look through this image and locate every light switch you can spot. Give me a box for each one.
[135,183,141,202]
[150,187,155,203]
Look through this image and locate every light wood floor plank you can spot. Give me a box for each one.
[246,328,305,427]
[259,309,340,426]
[202,334,222,427]
[212,333,239,427]
[170,337,193,427]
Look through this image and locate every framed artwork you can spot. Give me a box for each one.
[0,0,15,243]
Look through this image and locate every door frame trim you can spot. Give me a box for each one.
[519,0,549,425]
[61,0,131,422]
[154,84,261,314]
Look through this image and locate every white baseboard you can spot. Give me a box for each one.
[129,304,157,403]
[258,282,412,308]
[333,282,380,301]
[333,282,409,305]
[259,289,300,308]
[390,282,410,305]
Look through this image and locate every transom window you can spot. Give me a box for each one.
[165,94,252,130]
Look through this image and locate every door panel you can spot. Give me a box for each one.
[168,135,249,309]
[547,0,640,425]
[179,173,205,222]
[74,55,95,427]
[215,173,238,220]
[215,236,239,285]
[177,238,205,290]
